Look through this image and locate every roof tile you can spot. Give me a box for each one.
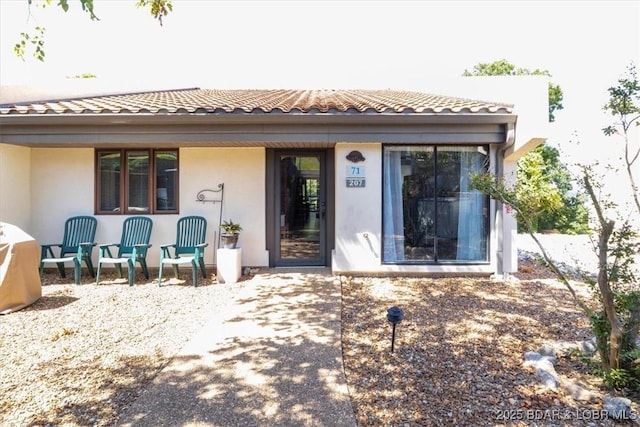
[0,88,513,116]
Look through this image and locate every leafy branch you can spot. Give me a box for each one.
[14,0,173,61]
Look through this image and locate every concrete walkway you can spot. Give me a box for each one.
[117,268,357,427]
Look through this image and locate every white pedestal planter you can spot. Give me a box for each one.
[216,248,242,283]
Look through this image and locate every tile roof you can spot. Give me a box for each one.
[0,88,513,116]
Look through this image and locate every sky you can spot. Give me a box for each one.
[0,0,639,169]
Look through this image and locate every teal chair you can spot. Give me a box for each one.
[96,216,153,286]
[40,215,98,285]
[158,216,208,287]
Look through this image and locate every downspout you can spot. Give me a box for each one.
[495,122,516,278]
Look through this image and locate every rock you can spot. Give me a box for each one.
[523,351,558,390]
[536,367,558,390]
[560,378,598,402]
[603,396,633,419]
[523,351,556,366]
[579,338,597,354]
[523,351,542,364]
[537,339,597,358]
[538,343,561,357]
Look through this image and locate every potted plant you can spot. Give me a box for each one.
[220,219,242,249]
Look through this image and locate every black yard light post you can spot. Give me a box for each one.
[386,306,404,353]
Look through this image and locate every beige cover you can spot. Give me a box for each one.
[0,223,42,314]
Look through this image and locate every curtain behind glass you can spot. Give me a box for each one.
[383,149,405,262]
[99,152,120,212]
[155,151,177,211]
[456,147,488,260]
[127,151,149,213]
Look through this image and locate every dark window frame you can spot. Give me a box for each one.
[95,148,179,215]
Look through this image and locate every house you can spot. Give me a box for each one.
[0,77,548,277]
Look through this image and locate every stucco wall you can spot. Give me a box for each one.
[25,147,268,270]
[0,144,31,230]
[333,143,383,270]
[179,147,268,267]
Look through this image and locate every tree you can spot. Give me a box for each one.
[471,63,640,389]
[531,144,590,234]
[464,59,589,234]
[602,64,640,218]
[14,0,173,61]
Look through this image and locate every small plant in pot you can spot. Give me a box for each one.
[220,219,242,249]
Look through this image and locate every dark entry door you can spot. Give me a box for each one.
[275,152,326,266]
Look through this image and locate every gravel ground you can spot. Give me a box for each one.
[2,234,639,426]
[341,271,607,427]
[0,269,246,427]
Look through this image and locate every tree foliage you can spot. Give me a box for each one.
[14,0,173,61]
[514,149,564,230]
[584,63,640,387]
[528,144,590,234]
[602,64,640,218]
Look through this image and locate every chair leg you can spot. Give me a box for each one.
[127,260,135,287]
[199,256,207,278]
[85,256,96,278]
[73,259,81,285]
[57,262,67,278]
[172,264,179,279]
[191,259,198,287]
[158,263,164,286]
[140,258,150,279]
[96,262,102,285]
[114,263,123,278]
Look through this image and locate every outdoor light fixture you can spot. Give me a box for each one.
[386,306,404,353]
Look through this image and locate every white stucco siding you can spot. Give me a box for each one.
[30,148,94,243]
[24,147,268,270]
[0,144,31,230]
[179,148,268,268]
[501,159,519,275]
[333,143,383,270]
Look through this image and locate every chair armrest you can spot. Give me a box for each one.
[41,244,62,259]
[99,243,120,249]
[41,243,62,249]
[78,242,97,257]
[160,243,175,258]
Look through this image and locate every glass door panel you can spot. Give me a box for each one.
[277,153,324,265]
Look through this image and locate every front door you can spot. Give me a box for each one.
[272,151,327,266]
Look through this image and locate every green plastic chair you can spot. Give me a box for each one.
[158,216,208,286]
[40,215,98,285]
[96,216,153,286]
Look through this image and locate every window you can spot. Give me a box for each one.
[383,145,489,263]
[96,149,178,214]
